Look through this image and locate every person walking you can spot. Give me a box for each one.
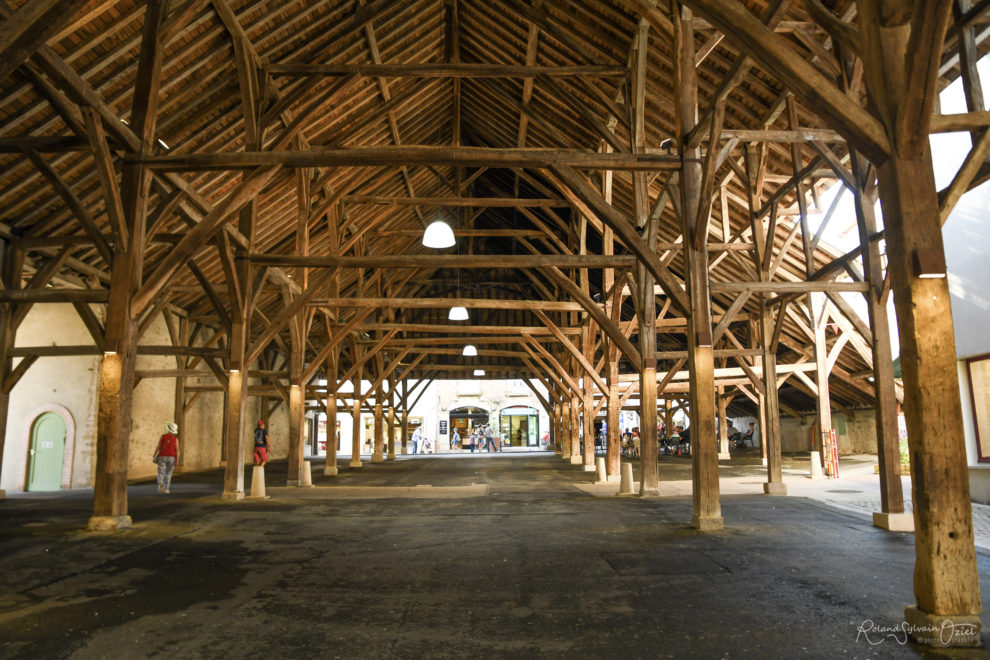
[152,422,180,495]
[411,426,422,454]
[469,431,477,453]
[484,424,496,452]
[254,420,271,466]
[452,427,461,450]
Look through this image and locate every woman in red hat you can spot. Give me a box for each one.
[254,419,271,466]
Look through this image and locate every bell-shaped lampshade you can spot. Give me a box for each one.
[422,219,456,248]
[462,344,478,357]
[473,369,485,376]
[448,305,469,321]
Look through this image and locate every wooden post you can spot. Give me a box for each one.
[372,397,385,463]
[172,316,187,469]
[349,369,363,468]
[400,378,409,455]
[324,352,338,475]
[675,5,722,528]
[386,386,396,460]
[286,350,304,485]
[810,292,832,461]
[877,150,981,633]
[559,393,570,460]
[630,18,660,497]
[569,394,581,464]
[717,388,730,459]
[0,240,22,498]
[90,0,168,530]
[759,303,785,494]
[849,151,906,525]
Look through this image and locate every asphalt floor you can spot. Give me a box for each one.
[1,451,988,659]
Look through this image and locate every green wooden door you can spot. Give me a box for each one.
[27,412,65,491]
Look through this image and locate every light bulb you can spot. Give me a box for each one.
[448,306,469,321]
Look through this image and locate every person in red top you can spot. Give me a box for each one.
[153,422,180,495]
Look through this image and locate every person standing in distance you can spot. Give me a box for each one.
[254,420,271,466]
[152,422,180,495]
[411,425,422,454]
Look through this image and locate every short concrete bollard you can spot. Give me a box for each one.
[595,457,607,483]
[618,462,635,496]
[301,461,313,487]
[249,465,268,498]
[808,451,823,479]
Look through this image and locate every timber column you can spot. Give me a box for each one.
[387,389,396,460]
[90,0,169,529]
[569,395,581,464]
[285,351,305,486]
[372,397,385,463]
[0,241,22,498]
[716,389,731,460]
[878,150,981,641]
[674,5,721,528]
[324,354,338,476]
[759,305,785,495]
[349,369,363,468]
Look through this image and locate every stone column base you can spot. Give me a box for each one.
[583,464,596,472]
[285,480,299,487]
[387,454,396,461]
[300,462,313,487]
[371,453,384,464]
[873,512,914,532]
[570,455,582,465]
[639,487,661,498]
[904,605,981,647]
[87,515,132,531]
[809,451,824,479]
[606,474,620,483]
[249,466,267,498]
[717,452,731,461]
[349,459,363,468]
[763,482,787,496]
[221,490,245,501]
[324,465,338,476]
[691,514,724,532]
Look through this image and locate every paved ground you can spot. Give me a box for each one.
[1,452,988,659]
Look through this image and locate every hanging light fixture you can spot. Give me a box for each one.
[448,242,468,320]
[462,344,478,357]
[473,369,485,376]
[422,219,455,248]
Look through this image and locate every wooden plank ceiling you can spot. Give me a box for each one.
[0,0,981,417]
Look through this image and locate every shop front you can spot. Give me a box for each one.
[499,406,539,447]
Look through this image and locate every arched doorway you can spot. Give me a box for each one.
[449,406,489,441]
[27,412,66,491]
[499,406,539,447]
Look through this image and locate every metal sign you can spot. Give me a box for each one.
[439,420,448,435]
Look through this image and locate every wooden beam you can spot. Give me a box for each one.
[267,62,627,77]
[139,147,681,171]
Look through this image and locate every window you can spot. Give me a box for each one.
[967,354,990,463]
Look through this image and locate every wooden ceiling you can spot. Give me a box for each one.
[0,0,983,417]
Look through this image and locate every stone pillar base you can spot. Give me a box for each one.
[618,462,635,496]
[221,491,244,501]
[717,452,731,461]
[594,457,607,483]
[387,454,396,461]
[873,511,914,532]
[582,464,596,472]
[690,514,724,532]
[639,486,661,498]
[904,605,981,647]
[763,482,786,496]
[606,474,620,483]
[285,480,299,487]
[324,465,338,476]
[300,462,313,487]
[809,451,824,479]
[371,453,384,464]
[87,515,132,531]
[349,459,363,468]
[249,466,269,499]
[570,454,582,465]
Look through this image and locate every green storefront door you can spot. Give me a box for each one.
[27,412,66,491]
